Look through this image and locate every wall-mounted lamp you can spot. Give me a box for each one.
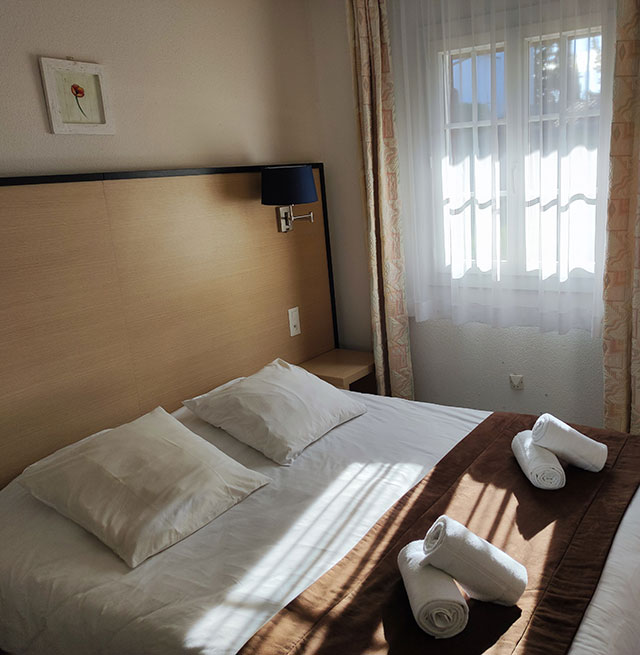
[261,165,318,233]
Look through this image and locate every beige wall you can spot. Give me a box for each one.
[0,0,372,350]
[306,0,372,350]
[0,0,373,350]
[0,0,321,175]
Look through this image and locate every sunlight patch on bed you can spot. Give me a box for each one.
[185,460,423,650]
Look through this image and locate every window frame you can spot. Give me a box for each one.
[433,22,604,289]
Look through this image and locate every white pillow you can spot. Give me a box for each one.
[183,358,367,465]
[19,407,270,568]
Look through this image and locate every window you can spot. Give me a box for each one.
[440,31,602,279]
[525,32,602,280]
[391,0,614,333]
[441,45,508,274]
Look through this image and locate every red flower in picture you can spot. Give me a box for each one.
[70,83,88,118]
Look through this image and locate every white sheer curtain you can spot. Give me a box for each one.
[390,0,615,334]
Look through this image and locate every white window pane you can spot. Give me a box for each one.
[496,51,506,120]
[541,120,559,280]
[475,205,493,272]
[540,205,558,280]
[529,39,561,116]
[450,203,473,279]
[449,54,473,123]
[525,124,540,271]
[443,202,451,268]
[563,118,599,204]
[477,50,505,121]
[540,120,559,205]
[567,200,596,274]
[499,195,507,265]
[446,127,473,278]
[588,35,602,109]
[525,123,540,200]
[498,124,506,192]
[476,127,494,203]
[525,121,541,273]
[526,120,559,277]
[448,128,473,206]
[476,127,495,273]
[529,44,540,117]
[567,34,601,113]
[526,121,560,205]
[525,203,540,273]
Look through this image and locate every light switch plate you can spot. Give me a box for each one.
[288,307,301,336]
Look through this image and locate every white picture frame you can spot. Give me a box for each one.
[39,57,115,135]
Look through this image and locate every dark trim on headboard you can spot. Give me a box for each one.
[0,172,106,185]
[317,164,339,349]
[0,163,324,186]
[0,162,340,348]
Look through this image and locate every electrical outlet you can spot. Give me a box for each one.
[288,307,301,336]
[509,374,524,390]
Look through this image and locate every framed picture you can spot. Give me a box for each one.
[39,57,115,135]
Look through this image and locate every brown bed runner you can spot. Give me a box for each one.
[239,412,640,655]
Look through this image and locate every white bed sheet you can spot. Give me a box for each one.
[0,393,637,654]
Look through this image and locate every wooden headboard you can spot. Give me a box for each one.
[0,164,337,487]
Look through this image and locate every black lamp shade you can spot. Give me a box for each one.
[261,165,318,206]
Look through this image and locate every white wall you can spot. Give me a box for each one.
[410,320,604,426]
[0,0,321,175]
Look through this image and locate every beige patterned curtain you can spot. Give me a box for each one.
[603,0,640,433]
[348,0,414,399]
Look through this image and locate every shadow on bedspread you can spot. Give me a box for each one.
[239,412,640,655]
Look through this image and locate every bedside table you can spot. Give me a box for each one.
[300,349,375,391]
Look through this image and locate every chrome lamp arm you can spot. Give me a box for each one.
[277,205,314,233]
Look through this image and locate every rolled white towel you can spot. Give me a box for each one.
[511,430,566,490]
[398,540,469,638]
[531,413,607,473]
[421,515,527,606]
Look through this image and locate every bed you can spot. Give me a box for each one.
[1,166,638,654]
[0,392,639,654]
